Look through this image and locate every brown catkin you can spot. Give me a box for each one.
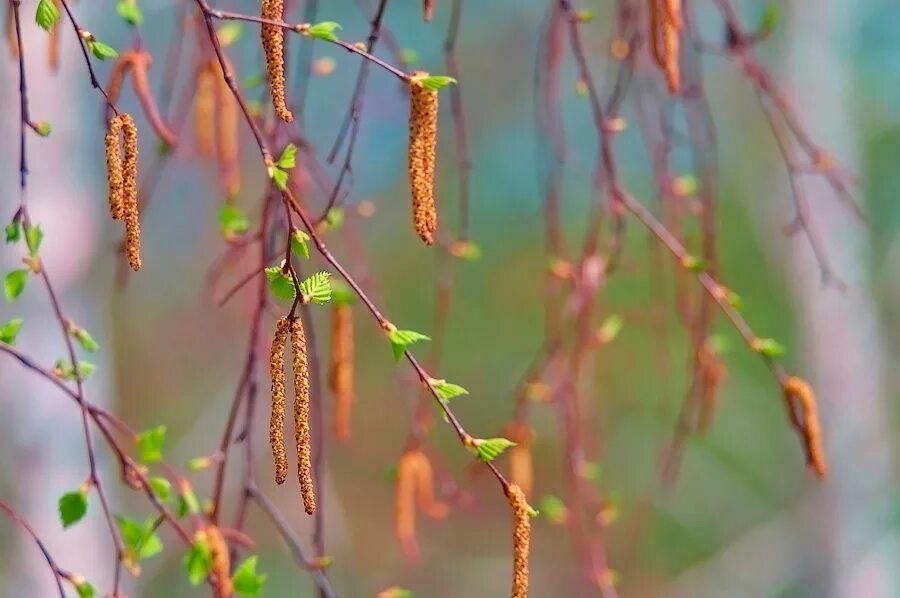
[423,0,434,22]
[409,450,448,519]
[105,117,126,221]
[507,423,534,499]
[662,1,681,93]
[194,62,216,157]
[697,345,725,433]
[408,72,439,245]
[260,0,293,123]
[330,304,355,443]
[215,61,241,198]
[107,52,138,107]
[205,526,234,598]
[394,450,421,561]
[784,376,827,478]
[291,317,315,514]
[130,51,178,147]
[269,316,289,485]
[120,114,142,271]
[508,484,531,598]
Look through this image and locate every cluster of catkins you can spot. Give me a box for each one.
[104,113,142,272]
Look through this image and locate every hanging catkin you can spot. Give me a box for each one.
[215,61,241,198]
[105,113,142,271]
[107,52,137,107]
[648,0,681,94]
[129,51,178,147]
[507,423,534,499]
[507,484,531,598]
[291,317,315,514]
[783,376,827,478]
[194,62,216,157]
[260,0,293,122]
[408,72,439,245]
[48,1,61,71]
[394,450,421,561]
[205,526,234,598]
[5,2,17,59]
[269,316,289,485]
[330,303,354,442]
[105,117,126,221]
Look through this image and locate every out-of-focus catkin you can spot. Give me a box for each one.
[5,2,17,59]
[291,317,315,514]
[648,0,681,94]
[130,51,178,147]
[205,526,233,598]
[260,0,293,123]
[107,52,137,106]
[410,450,448,519]
[394,449,448,561]
[408,72,438,245]
[269,316,289,485]
[423,0,434,22]
[508,483,531,598]
[330,304,354,442]
[194,62,216,157]
[507,423,534,499]
[697,344,725,433]
[215,63,241,198]
[105,113,142,271]
[783,376,827,478]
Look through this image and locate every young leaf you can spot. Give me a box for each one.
[428,379,468,401]
[73,578,96,598]
[219,204,250,237]
[35,0,60,31]
[5,220,19,243]
[218,21,243,46]
[680,254,705,272]
[290,229,310,260]
[0,319,24,345]
[323,206,344,231]
[4,269,28,302]
[184,541,212,586]
[116,516,163,560]
[148,477,172,503]
[472,437,516,462]
[72,327,100,353]
[34,121,52,137]
[277,143,297,169]
[116,0,143,26]
[137,425,166,464]
[418,75,457,91]
[270,166,289,190]
[76,361,96,380]
[89,41,119,61]
[176,487,200,518]
[299,271,332,304]
[538,495,568,525]
[387,329,430,362]
[233,555,268,596]
[596,314,624,344]
[306,21,341,42]
[264,266,296,301]
[751,337,786,358]
[58,490,88,528]
[331,281,354,306]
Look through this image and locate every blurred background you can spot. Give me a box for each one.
[1,0,899,596]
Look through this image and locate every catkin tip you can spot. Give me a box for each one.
[291,317,315,514]
[269,316,290,485]
[784,376,827,478]
[508,483,531,598]
[408,73,439,245]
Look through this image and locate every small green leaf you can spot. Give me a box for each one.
[277,143,297,169]
[290,229,310,260]
[34,121,52,137]
[472,437,516,462]
[35,0,60,31]
[751,337,786,358]
[73,579,96,598]
[186,456,212,471]
[53,358,95,381]
[148,477,172,503]
[387,328,430,362]
[5,220,19,243]
[184,541,212,586]
[538,495,567,524]
[0,319,24,345]
[217,21,242,46]
[76,361,96,380]
[323,206,344,231]
[89,41,119,61]
[116,0,143,26]
[137,425,166,464]
[4,270,29,302]
[299,271,332,304]
[219,204,250,237]
[264,265,296,301]
[724,288,744,311]
[233,555,268,596]
[681,255,705,272]
[428,379,468,401]
[59,490,88,528]
[758,2,780,37]
[176,487,200,518]
[116,516,163,560]
[72,327,100,353]
[270,167,288,190]
[24,224,43,257]
[417,75,457,92]
[306,21,341,42]
[597,314,624,344]
[331,281,354,306]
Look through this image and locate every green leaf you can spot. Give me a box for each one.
[428,379,468,401]
[538,495,567,524]
[176,487,200,518]
[89,41,119,61]
[116,0,143,26]
[137,425,166,464]
[323,206,344,231]
[306,21,342,42]
[74,579,96,598]
[597,314,624,344]
[5,220,19,243]
[752,337,786,358]
[76,361,96,380]
[0,319,24,345]
[233,555,268,596]
[53,358,96,381]
[35,0,60,31]
[58,490,88,528]
[270,166,288,190]
[331,281,354,306]
[290,229,310,260]
[219,204,250,237]
[758,3,780,37]
[387,328,430,362]
[148,477,172,503]
[472,437,516,462]
[116,516,163,560]
[184,541,212,586]
[4,269,29,302]
[277,143,297,169]
[217,21,242,46]
[72,327,100,353]
[264,266,296,301]
[417,75,457,92]
[299,271,332,304]
[34,121,52,137]
[186,456,212,471]
[23,224,42,257]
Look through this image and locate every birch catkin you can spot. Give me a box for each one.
[260,0,293,123]
[216,63,241,198]
[129,51,178,147]
[395,450,421,561]
[508,484,531,598]
[410,450,448,519]
[291,317,316,514]
[194,62,216,157]
[105,117,126,221]
[648,0,681,94]
[330,303,354,442]
[205,526,234,598]
[269,316,289,485]
[784,376,827,478]
[105,113,142,271]
[408,72,439,245]
[507,423,534,499]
